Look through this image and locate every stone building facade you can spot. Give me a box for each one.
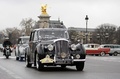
[68,27,95,44]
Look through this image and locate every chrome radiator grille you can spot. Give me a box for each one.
[55,40,69,58]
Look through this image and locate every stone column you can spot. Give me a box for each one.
[38,14,51,28]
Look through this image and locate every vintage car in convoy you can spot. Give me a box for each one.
[100,44,120,56]
[84,44,110,56]
[25,28,86,71]
[15,36,30,61]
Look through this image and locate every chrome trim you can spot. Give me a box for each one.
[54,55,56,62]
[54,38,68,43]
[73,59,86,62]
[20,55,25,57]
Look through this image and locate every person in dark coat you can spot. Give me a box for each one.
[2,37,12,55]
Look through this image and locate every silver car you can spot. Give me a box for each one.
[15,36,30,61]
[100,44,120,56]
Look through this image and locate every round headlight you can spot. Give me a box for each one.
[61,52,67,59]
[71,44,76,50]
[47,44,53,51]
[76,54,80,59]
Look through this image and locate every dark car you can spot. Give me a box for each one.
[26,28,86,71]
[15,36,30,61]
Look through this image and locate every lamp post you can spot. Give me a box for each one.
[85,15,89,44]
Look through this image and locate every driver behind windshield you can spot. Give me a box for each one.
[40,30,68,39]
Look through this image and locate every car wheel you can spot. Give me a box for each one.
[114,52,118,56]
[95,54,99,56]
[26,55,32,67]
[6,56,9,59]
[109,54,112,56]
[36,54,44,71]
[100,52,105,56]
[20,57,23,61]
[76,62,84,71]
[16,57,19,60]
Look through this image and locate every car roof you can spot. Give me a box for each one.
[101,44,119,45]
[100,44,120,46]
[84,43,100,45]
[33,28,68,31]
[19,36,30,39]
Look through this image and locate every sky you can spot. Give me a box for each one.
[0,0,120,30]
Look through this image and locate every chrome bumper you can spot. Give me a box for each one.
[73,59,86,62]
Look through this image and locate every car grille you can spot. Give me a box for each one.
[55,40,69,59]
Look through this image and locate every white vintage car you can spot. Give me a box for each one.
[15,36,30,61]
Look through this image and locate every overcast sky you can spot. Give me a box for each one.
[0,0,120,30]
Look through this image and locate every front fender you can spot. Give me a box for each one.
[26,46,31,55]
[36,43,42,54]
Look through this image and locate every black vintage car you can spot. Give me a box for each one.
[26,28,86,71]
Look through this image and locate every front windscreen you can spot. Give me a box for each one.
[39,30,69,40]
[21,38,29,44]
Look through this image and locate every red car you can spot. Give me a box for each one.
[84,44,110,56]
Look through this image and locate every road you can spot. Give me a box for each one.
[0,52,120,79]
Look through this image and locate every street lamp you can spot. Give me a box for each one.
[85,15,89,44]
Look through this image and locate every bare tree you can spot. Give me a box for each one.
[0,31,5,43]
[20,18,35,36]
[92,23,117,44]
[2,27,21,45]
[68,30,79,44]
[116,26,120,44]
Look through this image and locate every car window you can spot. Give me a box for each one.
[30,32,35,41]
[18,38,22,44]
[38,30,69,40]
[0,44,3,48]
[34,31,38,41]
[22,38,29,44]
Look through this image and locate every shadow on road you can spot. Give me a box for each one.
[26,66,84,72]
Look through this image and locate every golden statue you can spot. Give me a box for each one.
[41,4,47,15]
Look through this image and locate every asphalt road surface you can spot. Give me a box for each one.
[0,52,120,79]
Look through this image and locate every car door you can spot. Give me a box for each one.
[16,38,21,56]
[29,31,39,62]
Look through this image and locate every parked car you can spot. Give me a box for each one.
[100,44,120,56]
[25,28,86,71]
[15,36,30,61]
[84,43,110,56]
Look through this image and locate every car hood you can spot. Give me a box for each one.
[40,38,69,44]
[20,44,29,48]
